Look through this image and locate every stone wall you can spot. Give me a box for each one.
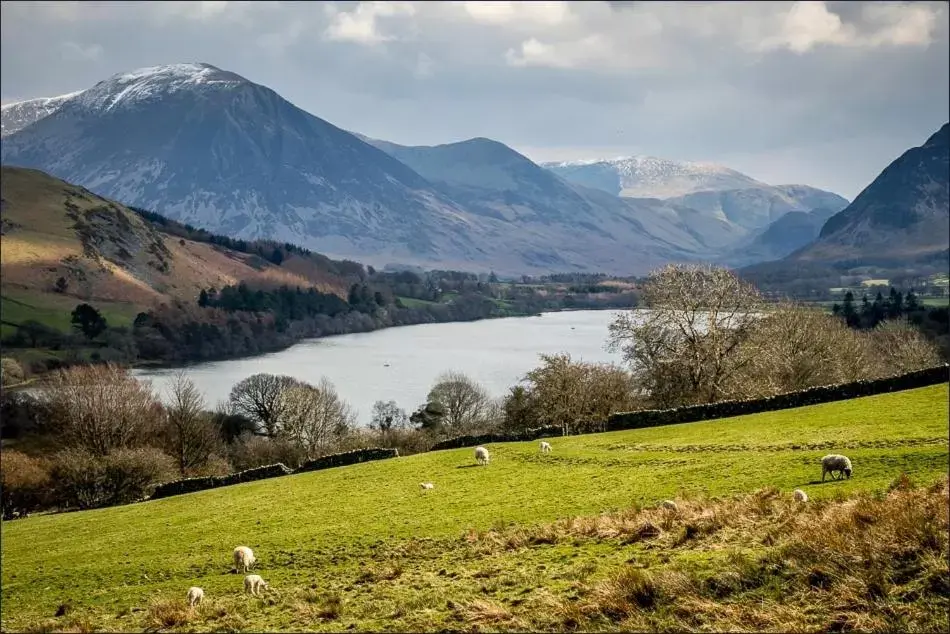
[294,448,398,473]
[148,447,401,501]
[150,463,293,500]
[427,365,948,451]
[606,364,949,432]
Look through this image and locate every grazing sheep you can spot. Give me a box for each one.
[233,546,256,573]
[539,441,552,453]
[186,586,204,607]
[821,454,853,482]
[474,446,490,465]
[244,574,269,597]
[661,500,678,511]
[793,489,809,503]
[420,482,434,490]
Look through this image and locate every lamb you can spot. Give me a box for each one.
[233,546,256,573]
[661,500,678,511]
[793,489,809,503]
[244,574,269,597]
[420,482,435,490]
[474,446,490,465]
[821,454,853,482]
[186,586,204,607]
[539,441,552,453]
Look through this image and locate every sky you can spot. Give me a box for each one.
[1,0,948,200]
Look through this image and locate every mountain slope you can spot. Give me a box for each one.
[359,134,722,262]
[792,123,950,264]
[666,185,849,231]
[0,166,348,308]
[542,156,765,198]
[1,64,713,276]
[0,91,82,137]
[0,64,492,270]
[720,206,840,267]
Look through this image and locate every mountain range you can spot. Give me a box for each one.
[2,62,940,277]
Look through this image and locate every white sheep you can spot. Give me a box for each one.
[420,482,434,490]
[539,441,552,453]
[661,500,678,511]
[186,586,204,607]
[793,489,809,503]
[474,446,490,465]
[244,574,269,597]
[233,546,256,573]
[821,454,853,482]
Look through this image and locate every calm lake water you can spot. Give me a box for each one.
[133,310,628,425]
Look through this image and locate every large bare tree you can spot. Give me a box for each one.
[44,364,162,455]
[607,264,764,407]
[278,378,355,457]
[163,372,222,475]
[228,373,301,437]
[426,371,491,433]
[523,353,635,434]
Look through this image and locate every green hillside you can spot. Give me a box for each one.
[2,384,948,632]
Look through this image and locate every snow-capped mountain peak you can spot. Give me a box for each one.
[541,155,767,198]
[71,63,247,112]
[0,91,84,137]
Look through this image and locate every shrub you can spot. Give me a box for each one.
[229,434,306,471]
[0,451,50,519]
[49,448,107,510]
[101,448,176,505]
[0,358,25,386]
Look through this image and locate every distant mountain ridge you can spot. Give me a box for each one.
[1,91,83,137]
[790,122,949,264]
[3,62,851,275]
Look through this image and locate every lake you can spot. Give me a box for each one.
[133,309,628,425]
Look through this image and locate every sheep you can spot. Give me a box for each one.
[539,441,552,453]
[233,546,256,573]
[420,482,435,490]
[661,500,678,511]
[186,586,204,607]
[821,454,853,482]
[793,489,809,503]
[474,446,490,465]
[244,574,269,597]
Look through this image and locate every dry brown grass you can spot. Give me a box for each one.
[144,597,194,630]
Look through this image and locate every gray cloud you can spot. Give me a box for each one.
[2,0,948,199]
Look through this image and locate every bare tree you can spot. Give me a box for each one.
[426,371,491,433]
[866,319,942,375]
[279,378,355,457]
[44,364,162,456]
[523,353,635,434]
[163,372,223,476]
[607,264,764,407]
[228,373,301,437]
[370,400,409,432]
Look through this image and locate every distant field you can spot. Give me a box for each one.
[0,289,139,337]
[2,384,947,632]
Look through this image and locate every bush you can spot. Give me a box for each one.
[101,448,176,505]
[0,450,50,519]
[0,358,25,386]
[49,448,107,510]
[229,434,306,471]
[48,447,175,509]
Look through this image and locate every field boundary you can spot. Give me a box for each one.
[429,365,950,451]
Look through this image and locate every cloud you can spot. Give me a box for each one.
[60,41,103,62]
[324,1,417,45]
[1,1,947,199]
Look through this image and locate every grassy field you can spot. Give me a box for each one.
[1,384,948,632]
[0,289,140,337]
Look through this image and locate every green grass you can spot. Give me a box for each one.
[2,384,947,632]
[394,296,438,309]
[0,289,139,337]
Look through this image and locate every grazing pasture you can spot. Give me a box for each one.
[2,383,947,632]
